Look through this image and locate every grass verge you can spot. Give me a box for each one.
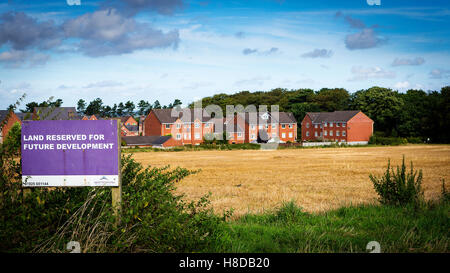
[224,201,449,253]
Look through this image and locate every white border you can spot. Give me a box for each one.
[22,175,119,187]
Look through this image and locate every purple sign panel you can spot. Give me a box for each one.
[21,120,119,187]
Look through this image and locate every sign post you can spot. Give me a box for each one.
[21,119,122,215]
[111,119,122,218]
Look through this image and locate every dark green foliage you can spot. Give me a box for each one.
[369,136,408,145]
[369,157,424,206]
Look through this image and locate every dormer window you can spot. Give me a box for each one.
[261,113,269,120]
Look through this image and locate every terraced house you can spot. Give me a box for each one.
[301,110,373,144]
[144,108,215,145]
[233,111,298,143]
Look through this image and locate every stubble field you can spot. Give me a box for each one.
[132,145,450,217]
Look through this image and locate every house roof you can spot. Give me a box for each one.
[122,135,172,146]
[152,108,212,123]
[124,124,139,132]
[0,110,10,123]
[34,107,82,120]
[306,110,361,123]
[239,111,297,124]
[15,112,32,121]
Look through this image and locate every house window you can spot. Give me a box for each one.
[289,132,293,138]
[306,123,310,128]
[272,123,276,128]
[314,124,318,129]
[342,123,346,127]
[165,124,170,129]
[195,133,201,139]
[251,125,255,130]
[320,132,323,137]
[314,132,318,137]
[329,131,333,136]
[324,131,327,136]
[337,122,340,127]
[282,124,286,129]
[336,131,340,136]
[259,125,263,129]
[238,132,243,138]
[272,132,277,137]
[265,124,269,129]
[324,122,327,127]
[289,124,293,129]
[176,123,181,129]
[195,122,200,128]
[229,133,234,140]
[342,131,346,136]
[330,122,333,127]
[176,133,181,140]
[282,133,286,138]
[305,132,309,137]
[184,133,190,140]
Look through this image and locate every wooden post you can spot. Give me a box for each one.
[111,119,122,220]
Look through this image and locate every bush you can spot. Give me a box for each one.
[407,137,423,144]
[369,136,408,145]
[369,156,424,206]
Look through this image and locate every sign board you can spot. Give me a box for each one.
[21,120,119,187]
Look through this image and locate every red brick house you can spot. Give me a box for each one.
[107,116,139,137]
[82,115,98,120]
[0,110,22,143]
[144,108,214,146]
[236,111,297,143]
[301,110,373,144]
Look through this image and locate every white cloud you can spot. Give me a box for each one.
[348,66,396,81]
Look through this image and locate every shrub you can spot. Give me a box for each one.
[369,156,424,206]
[406,137,423,144]
[369,136,408,145]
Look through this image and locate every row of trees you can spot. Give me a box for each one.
[76,98,183,117]
[192,86,450,143]
[20,98,183,118]
[17,85,449,143]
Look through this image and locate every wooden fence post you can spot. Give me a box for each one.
[111,119,122,220]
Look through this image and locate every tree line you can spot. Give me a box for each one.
[191,86,450,143]
[16,85,449,143]
[20,98,183,118]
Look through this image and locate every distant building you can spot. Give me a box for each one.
[0,110,22,143]
[144,108,214,146]
[82,115,98,120]
[301,110,374,144]
[32,107,81,120]
[237,111,297,143]
[108,116,139,136]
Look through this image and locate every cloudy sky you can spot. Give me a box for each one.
[0,0,449,109]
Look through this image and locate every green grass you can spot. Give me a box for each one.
[223,201,449,253]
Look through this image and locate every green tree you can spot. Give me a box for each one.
[124,101,135,116]
[117,102,125,116]
[312,88,350,112]
[153,100,162,109]
[85,98,103,116]
[350,87,404,136]
[77,99,86,114]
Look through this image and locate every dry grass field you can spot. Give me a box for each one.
[132,145,450,217]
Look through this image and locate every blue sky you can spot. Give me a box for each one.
[0,0,449,109]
